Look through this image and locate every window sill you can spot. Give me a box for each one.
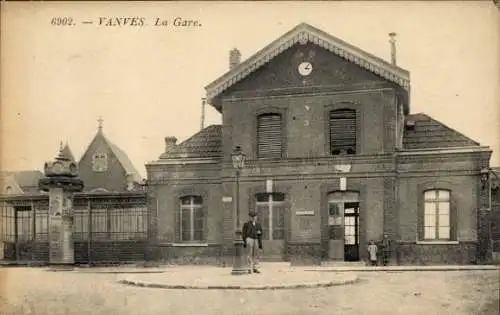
[416,241,459,245]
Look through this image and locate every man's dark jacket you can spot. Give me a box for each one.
[242,220,263,249]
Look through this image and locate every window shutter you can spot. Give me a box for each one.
[329,109,356,155]
[257,114,282,158]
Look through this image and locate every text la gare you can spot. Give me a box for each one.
[154,17,202,27]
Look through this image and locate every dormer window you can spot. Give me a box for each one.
[257,113,283,159]
[92,153,108,172]
[329,109,357,155]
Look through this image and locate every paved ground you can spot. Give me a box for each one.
[0,266,498,315]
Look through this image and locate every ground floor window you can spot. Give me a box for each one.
[179,195,204,242]
[423,189,451,240]
[255,193,285,240]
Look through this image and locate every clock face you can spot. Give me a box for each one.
[298,62,313,76]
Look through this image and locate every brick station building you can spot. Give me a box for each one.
[146,23,493,265]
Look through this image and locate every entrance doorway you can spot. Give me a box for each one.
[327,191,360,261]
[255,192,286,261]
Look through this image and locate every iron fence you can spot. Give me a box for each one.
[0,193,149,263]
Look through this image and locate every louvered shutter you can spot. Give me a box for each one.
[330,109,356,155]
[257,114,282,158]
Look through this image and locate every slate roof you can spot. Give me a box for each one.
[160,125,222,159]
[158,114,481,160]
[403,113,480,150]
[104,137,142,182]
[0,170,45,193]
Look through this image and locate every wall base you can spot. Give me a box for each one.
[396,241,478,265]
[152,244,223,265]
[287,242,322,266]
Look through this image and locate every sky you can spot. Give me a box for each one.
[1,1,499,179]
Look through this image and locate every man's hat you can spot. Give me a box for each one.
[249,211,257,217]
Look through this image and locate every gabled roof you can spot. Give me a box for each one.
[403,113,480,150]
[0,170,43,194]
[159,125,222,159]
[205,22,410,105]
[0,172,24,194]
[80,128,142,183]
[13,170,44,189]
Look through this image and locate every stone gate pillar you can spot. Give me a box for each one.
[39,144,84,266]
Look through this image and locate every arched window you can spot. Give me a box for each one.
[255,192,285,240]
[179,195,204,242]
[257,113,282,159]
[423,189,451,240]
[329,109,356,155]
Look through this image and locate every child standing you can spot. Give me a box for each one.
[367,240,378,266]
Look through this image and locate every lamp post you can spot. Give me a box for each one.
[231,146,249,275]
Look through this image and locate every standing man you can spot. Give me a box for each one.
[242,211,263,274]
[381,234,392,266]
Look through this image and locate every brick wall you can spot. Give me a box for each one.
[2,241,148,265]
[397,242,477,265]
[221,90,398,161]
[145,42,488,265]
[152,244,222,265]
[398,170,480,242]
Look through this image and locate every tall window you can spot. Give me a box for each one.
[329,109,356,155]
[257,113,282,159]
[423,189,451,240]
[255,193,285,240]
[179,195,204,242]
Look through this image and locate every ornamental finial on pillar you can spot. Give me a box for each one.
[39,144,84,192]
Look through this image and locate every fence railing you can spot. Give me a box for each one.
[0,193,149,243]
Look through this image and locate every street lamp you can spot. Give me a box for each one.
[231,145,249,275]
[480,168,490,190]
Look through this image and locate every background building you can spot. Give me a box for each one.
[0,122,148,265]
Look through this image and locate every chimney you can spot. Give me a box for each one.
[389,32,397,66]
[200,98,206,130]
[164,136,177,152]
[229,48,241,70]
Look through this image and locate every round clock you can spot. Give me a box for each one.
[298,62,313,76]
